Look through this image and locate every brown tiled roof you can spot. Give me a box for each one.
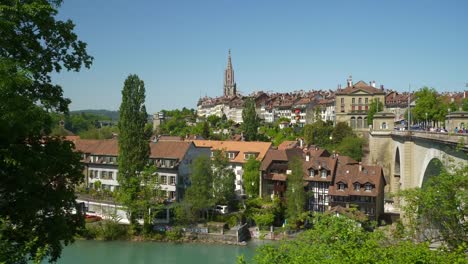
[158,135,184,141]
[278,140,299,150]
[74,139,196,161]
[260,148,303,171]
[303,156,338,182]
[337,155,358,165]
[328,164,384,197]
[192,140,271,164]
[336,81,385,95]
[149,141,193,160]
[264,173,287,181]
[75,139,119,156]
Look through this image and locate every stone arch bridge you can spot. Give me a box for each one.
[368,130,468,212]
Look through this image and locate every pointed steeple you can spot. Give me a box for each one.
[224,49,236,97]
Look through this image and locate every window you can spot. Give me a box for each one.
[354,183,360,191]
[381,122,387,129]
[108,171,114,180]
[358,98,362,104]
[352,98,355,104]
[102,171,107,179]
[169,176,176,185]
[365,98,368,104]
[309,169,314,177]
[169,191,175,200]
[340,98,344,104]
[244,153,257,160]
[338,183,345,190]
[321,170,327,178]
[227,152,236,159]
[365,183,372,191]
[161,175,167,185]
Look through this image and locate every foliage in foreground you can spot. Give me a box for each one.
[243,214,467,264]
[0,0,92,262]
[397,164,468,250]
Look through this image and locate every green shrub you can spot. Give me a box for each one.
[166,227,183,242]
[99,220,128,240]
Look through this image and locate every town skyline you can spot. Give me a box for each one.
[52,0,468,113]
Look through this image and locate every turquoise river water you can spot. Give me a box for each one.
[47,240,261,264]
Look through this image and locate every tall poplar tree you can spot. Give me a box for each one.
[117,74,149,227]
[212,150,236,206]
[243,157,261,198]
[242,98,260,141]
[285,157,306,226]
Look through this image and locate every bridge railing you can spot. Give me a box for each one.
[392,130,467,145]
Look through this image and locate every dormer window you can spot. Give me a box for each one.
[309,169,314,177]
[321,170,327,178]
[365,183,372,191]
[354,183,360,191]
[244,152,258,160]
[227,152,236,159]
[338,183,345,190]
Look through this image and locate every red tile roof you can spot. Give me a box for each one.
[336,81,386,95]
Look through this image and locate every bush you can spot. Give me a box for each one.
[166,227,183,242]
[99,220,128,240]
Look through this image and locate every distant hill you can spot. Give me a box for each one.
[71,109,120,121]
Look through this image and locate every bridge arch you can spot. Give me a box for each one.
[417,147,450,188]
[421,158,444,188]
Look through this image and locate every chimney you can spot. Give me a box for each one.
[306,153,310,162]
[380,85,384,90]
[371,80,376,88]
[347,76,353,87]
[359,162,362,172]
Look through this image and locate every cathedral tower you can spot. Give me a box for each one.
[223,49,237,97]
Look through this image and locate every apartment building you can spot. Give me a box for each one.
[335,77,386,130]
[74,139,210,202]
[191,140,272,197]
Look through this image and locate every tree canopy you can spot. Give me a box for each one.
[367,98,384,126]
[212,150,236,206]
[246,213,465,264]
[117,74,150,228]
[285,157,306,226]
[0,0,93,262]
[242,98,260,141]
[398,164,468,249]
[243,157,261,198]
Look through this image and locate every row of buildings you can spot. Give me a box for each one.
[73,133,386,221]
[195,51,467,129]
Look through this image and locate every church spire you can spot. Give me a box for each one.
[224,49,236,97]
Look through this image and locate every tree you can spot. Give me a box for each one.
[412,87,446,126]
[285,157,306,227]
[242,98,260,141]
[133,166,163,234]
[397,164,468,249]
[243,157,261,198]
[462,98,468,111]
[337,136,365,161]
[247,213,465,264]
[201,121,210,139]
[212,150,236,206]
[303,120,333,147]
[331,122,354,144]
[181,155,214,222]
[367,98,384,126]
[0,1,92,262]
[117,74,150,229]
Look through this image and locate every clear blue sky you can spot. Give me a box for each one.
[53,0,468,113]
